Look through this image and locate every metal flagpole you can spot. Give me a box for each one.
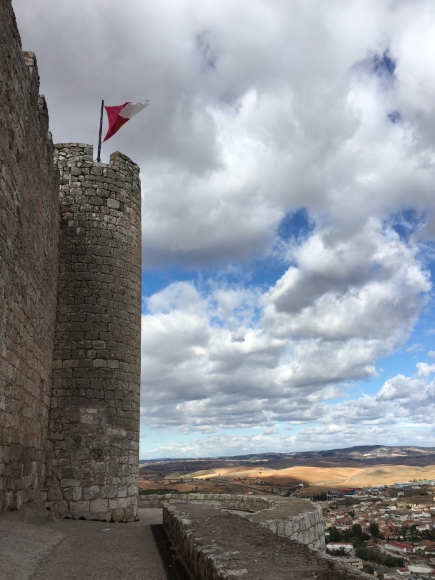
[97,99,104,162]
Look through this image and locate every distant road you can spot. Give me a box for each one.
[343,468,368,483]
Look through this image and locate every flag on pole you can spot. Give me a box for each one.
[103,101,149,142]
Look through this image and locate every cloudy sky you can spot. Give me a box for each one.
[13,0,435,458]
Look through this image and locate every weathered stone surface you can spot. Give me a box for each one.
[68,499,89,514]
[90,498,109,513]
[163,502,370,580]
[0,0,60,513]
[139,493,326,552]
[83,485,100,500]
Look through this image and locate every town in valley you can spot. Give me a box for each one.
[139,445,435,578]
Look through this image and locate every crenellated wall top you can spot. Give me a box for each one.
[54,143,140,176]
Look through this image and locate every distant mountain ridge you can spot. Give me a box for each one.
[141,445,435,464]
[219,445,435,462]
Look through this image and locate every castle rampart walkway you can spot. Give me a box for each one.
[0,508,166,580]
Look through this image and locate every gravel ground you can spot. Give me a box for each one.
[0,508,166,580]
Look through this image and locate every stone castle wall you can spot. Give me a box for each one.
[0,0,60,512]
[140,493,325,552]
[1,0,141,521]
[45,145,142,522]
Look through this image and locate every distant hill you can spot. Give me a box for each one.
[217,445,435,466]
[141,445,435,465]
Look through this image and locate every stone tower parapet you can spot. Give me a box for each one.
[45,144,141,522]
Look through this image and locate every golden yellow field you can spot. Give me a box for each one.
[338,464,435,487]
[139,459,435,496]
[194,464,435,489]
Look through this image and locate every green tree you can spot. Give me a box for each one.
[329,527,342,542]
[369,522,380,537]
[385,555,404,568]
[351,535,364,548]
[367,549,381,564]
[352,523,362,537]
[312,491,328,501]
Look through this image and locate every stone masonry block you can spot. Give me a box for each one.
[83,485,100,500]
[69,500,91,518]
[107,198,120,209]
[90,498,109,513]
[102,484,118,499]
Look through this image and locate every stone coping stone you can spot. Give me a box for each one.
[140,493,307,512]
[163,502,370,580]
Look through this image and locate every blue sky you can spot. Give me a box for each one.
[14,0,435,458]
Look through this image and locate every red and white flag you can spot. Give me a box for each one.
[103,101,149,142]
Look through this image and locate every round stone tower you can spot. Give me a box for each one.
[45,144,141,522]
